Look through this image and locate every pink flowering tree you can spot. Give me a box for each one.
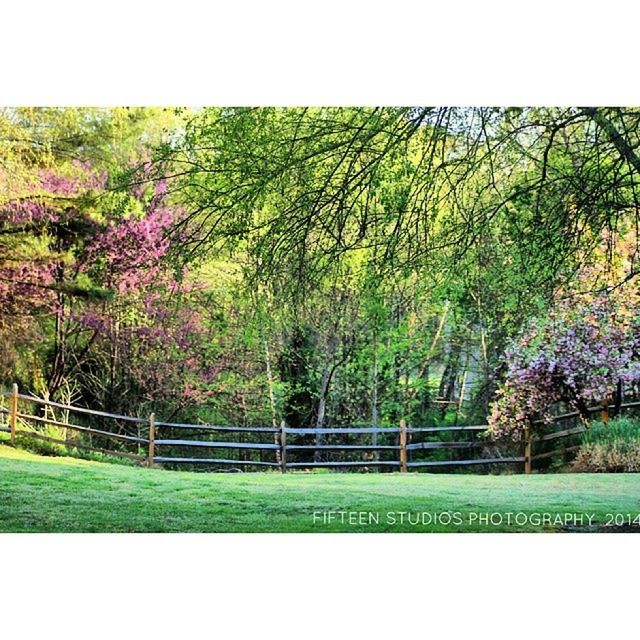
[1,164,106,312]
[1,159,221,415]
[488,292,640,439]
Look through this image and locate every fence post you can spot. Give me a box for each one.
[9,383,18,446]
[600,400,609,424]
[147,412,155,468]
[280,419,287,473]
[524,421,532,474]
[399,419,408,473]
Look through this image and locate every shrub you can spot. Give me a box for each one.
[488,292,640,440]
[573,417,640,472]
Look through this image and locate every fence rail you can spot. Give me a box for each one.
[407,457,525,468]
[16,412,149,444]
[2,383,638,474]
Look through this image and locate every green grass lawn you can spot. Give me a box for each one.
[1,444,639,532]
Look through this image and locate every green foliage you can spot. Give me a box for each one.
[574,417,640,472]
[583,417,640,447]
[6,106,640,444]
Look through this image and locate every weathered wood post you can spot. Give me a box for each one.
[279,419,287,473]
[9,383,18,446]
[524,421,532,475]
[399,419,408,473]
[600,400,609,424]
[147,412,155,468]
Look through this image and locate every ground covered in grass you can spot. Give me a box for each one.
[1,445,639,532]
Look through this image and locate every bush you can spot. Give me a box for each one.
[573,417,640,472]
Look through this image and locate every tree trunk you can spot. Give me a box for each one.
[371,333,379,462]
[314,363,331,462]
[613,379,623,417]
[264,338,278,429]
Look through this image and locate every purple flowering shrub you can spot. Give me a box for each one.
[488,292,640,438]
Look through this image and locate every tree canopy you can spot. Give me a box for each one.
[3,106,640,440]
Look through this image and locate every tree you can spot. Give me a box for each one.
[0,108,227,417]
[164,107,640,297]
[488,289,640,438]
[7,106,640,441]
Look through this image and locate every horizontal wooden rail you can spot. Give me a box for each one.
[16,412,148,444]
[153,456,279,466]
[154,421,278,433]
[533,410,582,424]
[532,399,640,424]
[13,393,147,424]
[280,424,491,436]
[408,425,488,433]
[407,457,525,467]
[406,441,484,451]
[286,460,400,468]
[286,444,400,451]
[154,439,278,450]
[0,425,10,433]
[283,427,397,435]
[537,426,585,442]
[14,430,145,461]
[532,445,581,461]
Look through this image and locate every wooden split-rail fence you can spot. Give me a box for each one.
[2,384,639,474]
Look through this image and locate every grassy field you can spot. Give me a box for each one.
[1,444,639,532]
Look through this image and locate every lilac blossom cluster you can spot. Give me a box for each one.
[489,293,640,438]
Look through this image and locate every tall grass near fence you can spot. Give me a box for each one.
[573,417,640,472]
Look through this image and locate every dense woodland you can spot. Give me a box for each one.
[3,107,640,440]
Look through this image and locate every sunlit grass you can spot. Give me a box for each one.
[0,444,638,532]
